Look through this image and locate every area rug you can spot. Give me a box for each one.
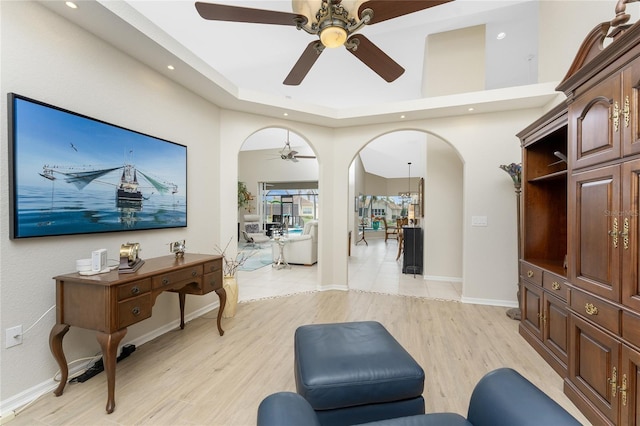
[237,243,273,272]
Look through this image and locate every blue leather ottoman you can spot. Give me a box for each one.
[294,321,425,426]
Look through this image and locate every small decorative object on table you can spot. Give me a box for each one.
[169,240,186,258]
[499,162,522,321]
[215,238,254,318]
[118,242,144,273]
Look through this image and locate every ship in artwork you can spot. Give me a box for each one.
[40,153,178,205]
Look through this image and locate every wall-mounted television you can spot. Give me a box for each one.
[8,93,187,239]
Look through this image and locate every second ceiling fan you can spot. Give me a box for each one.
[280,130,316,162]
[195,0,452,85]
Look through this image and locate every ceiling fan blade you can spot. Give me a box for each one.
[346,35,404,82]
[359,0,453,25]
[295,156,317,159]
[195,2,307,26]
[284,41,324,86]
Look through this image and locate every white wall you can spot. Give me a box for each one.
[1,1,221,404]
[424,138,463,280]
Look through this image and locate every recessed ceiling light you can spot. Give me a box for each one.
[400,115,406,119]
[65,1,78,9]
[468,107,474,112]
[167,65,175,70]
[283,112,289,117]
[496,32,506,40]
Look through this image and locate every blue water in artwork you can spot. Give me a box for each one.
[16,185,186,238]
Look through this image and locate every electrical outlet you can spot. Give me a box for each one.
[5,325,22,348]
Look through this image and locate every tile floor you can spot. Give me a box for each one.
[236,236,462,302]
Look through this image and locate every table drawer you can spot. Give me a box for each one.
[117,294,152,329]
[569,288,620,335]
[520,261,543,286]
[204,259,222,274]
[542,271,568,301]
[117,279,151,301]
[152,265,203,289]
[202,272,222,294]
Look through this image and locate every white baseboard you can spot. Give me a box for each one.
[461,296,518,308]
[423,275,463,283]
[0,301,219,420]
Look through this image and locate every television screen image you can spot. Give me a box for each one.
[8,93,187,239]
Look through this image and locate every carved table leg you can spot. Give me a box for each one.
[215,287,226,336]
[179,291,186,329]
[96,328,127,414]
[49,323,70,397]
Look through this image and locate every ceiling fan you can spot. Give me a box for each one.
[195,0,453,85]
[280,130,316,162]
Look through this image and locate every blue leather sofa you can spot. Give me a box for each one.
[257,368,582,426]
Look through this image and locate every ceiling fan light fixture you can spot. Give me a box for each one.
[320,26,348,48]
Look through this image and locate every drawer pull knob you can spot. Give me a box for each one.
[131,286,140,295]
[585,303,599,316]
[191,271,198,277]
[527,270,534,278]
[162,278,169,285]
[132,307,141,316]
[209,279,216,287]
[552,282,560,290]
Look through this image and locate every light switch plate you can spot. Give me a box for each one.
[471,216,488,227]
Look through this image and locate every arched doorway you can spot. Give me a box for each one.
[348,130,463,299]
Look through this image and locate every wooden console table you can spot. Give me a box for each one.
[49,253,225,414]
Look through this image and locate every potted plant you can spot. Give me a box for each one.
[372,216,381,230]
[238,181,252,210]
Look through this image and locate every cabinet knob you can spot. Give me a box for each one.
[162,278,169,285]
[527,270,534,278]
[585,303,599,316]
[132,307,141,316]
[191,271,198,277]
[552,281,560,290]
[131,286,140,295]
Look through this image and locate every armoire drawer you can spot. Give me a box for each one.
[622,311,640,348]
[569,288,620,335]
[520,261,543,286]
[543,271,568,302]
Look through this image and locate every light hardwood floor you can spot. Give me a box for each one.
[8,240,591,425]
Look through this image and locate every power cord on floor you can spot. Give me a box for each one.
[68,344,136,383]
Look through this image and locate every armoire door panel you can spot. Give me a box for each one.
[569,165,622,301]
[620,344,640,426]
[570,76,621,169]
[545,292,569,365]
[569,313,620,424]
[622,159,640,311]
[522,282,543,339]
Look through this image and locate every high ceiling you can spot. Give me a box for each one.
[40,0,547,178]
[125,0,538,110]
